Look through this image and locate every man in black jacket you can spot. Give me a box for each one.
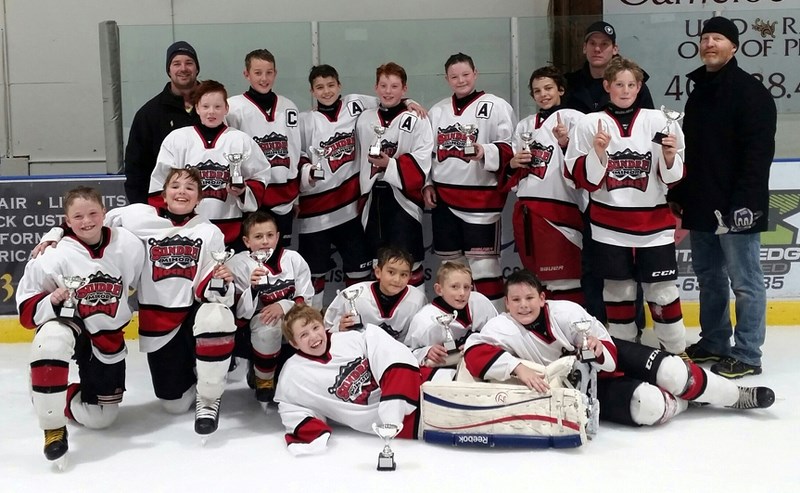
[668,16,777,378]
[124,41,201,204]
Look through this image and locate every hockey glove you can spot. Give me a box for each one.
[714,208,763,235]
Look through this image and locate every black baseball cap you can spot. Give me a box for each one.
[584,21,616,44]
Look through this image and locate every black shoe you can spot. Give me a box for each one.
[195,397,221,435]
[43,426,68,461]
[711,357,762,379]
[685,343,723,363]
[727,386,775,409]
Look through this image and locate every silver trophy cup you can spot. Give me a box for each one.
[572,319,597,363]
[437,310,459,354]
[59,275,87,318]
[458,123,478,156]
[224,152,248,186]
[209,249,235,291]
[652,105,684,147]
[369,124,386,158]
[338,286,364,330]
[372,423,403,471]
[309,146,328,180]
[518,131,535,153]
[250,248,274,285]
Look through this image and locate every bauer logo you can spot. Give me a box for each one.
[456,434,491,446]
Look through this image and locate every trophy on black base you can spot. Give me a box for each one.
[339,286,364,330]
[209,249,235,292]
[309,146,328,181]
[372,423,402,471]
[250,248,274,285]
[369,124,386,158]
[572,319,597,363]
[518,131,535,153]
[224,152,248,187]
[59,275,87,318]
[458,123,478,157]
[652,105,684,147]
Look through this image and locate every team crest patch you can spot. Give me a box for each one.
[436,124,480,163]
[378,322,402,340]
[190,160,229,201]
[321,131,356,172]
[605,149,652,192]
[76,271,123,319]
[255,132,290,168]
[148,235,202,282]
[328,357,378,404]
[528,141,554,179]
[254,279,296,305]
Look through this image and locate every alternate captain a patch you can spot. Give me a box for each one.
[327,357,378,405]
[605,150,652,192]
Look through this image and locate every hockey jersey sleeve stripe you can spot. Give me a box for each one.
[379,363,421,403]
[396,154,426,206]
[298,173,360,217]
[209,218,243,246]
[286,416,333,445]
[436,184,507,212]
[18,292,49,329]
[589,201,675,235]
[262,177,300,208]
[245,179,267,206]
[464,343,505,380]
[568,155,603,192]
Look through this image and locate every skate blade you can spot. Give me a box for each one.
[200,436,209,446]
[51,454,68,472]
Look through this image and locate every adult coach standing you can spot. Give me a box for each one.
[124,41,201,203]
[668,16,777,378]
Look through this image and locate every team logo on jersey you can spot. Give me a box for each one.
[377,322,402,340]
[253,279,296,305]
[76,271,123,319]
[190,160,229,201]
[605,149,652,192]
[370,141,398,178]
[321,131,356,172]
[327,356,378,405]
[148,235,202,282]
[254,132,290,168]
[528,141,554,179]
[436,124,480,163]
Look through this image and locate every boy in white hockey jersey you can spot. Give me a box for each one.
[17,187,144,465]
[226,49,300,246]
[564,57,687,353]
[356,62,432,286]
[227,211,313,403]
[502,66,586,304]
[274,304,425,455]
[406,261,497,367]
[424,53,516,311]
[149,79,270,248]
[324,247,426,343]
[464,270,775,428]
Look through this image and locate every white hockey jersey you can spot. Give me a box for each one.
[228,246,314,319]
[324,280,427,343]
[463,302,617,382]
[104,204,233,353]
[149,125,271,244]
[428,91,516,224]
[297,94,379,234]
[274,325,421,452]
[16,227,144,364]
[356,105,432,225]
[564,108,685,248]
[226,92,300,215]
[406,293,498,365]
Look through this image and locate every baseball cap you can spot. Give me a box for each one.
[584,21,616,44]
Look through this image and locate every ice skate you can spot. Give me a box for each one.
[727,386,775,410]
[195,396,221,443]
[255,376,275,403]
[44,426,68,470]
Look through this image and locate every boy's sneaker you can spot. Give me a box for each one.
[44,426,69,461]
[195,397,221,435]
[711,357,762,379]
[255,376,275,403]
[727,386,775,409]
[685,343,723,363]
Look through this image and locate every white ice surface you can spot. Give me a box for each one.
[1,328,797,493]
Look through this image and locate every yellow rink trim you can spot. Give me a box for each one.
[2,302,799,343]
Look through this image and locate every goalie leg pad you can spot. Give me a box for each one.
[193,303,235,402]
[420,381,588,448]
